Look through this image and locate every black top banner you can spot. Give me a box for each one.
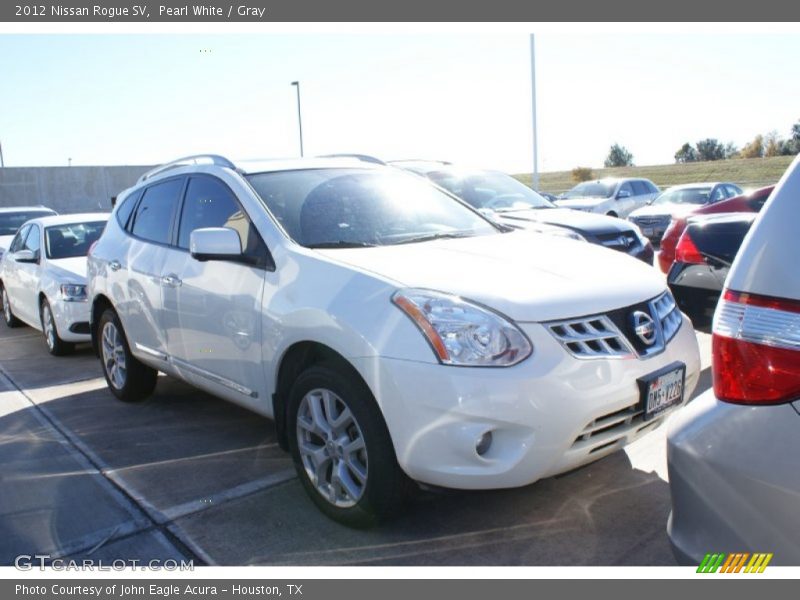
[3,0,800,22]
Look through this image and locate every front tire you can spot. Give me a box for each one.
[1,283,21,328]
[606,211,618,218]
[41,299,74,356]
[287,362,411,528]
[98,308,158,402]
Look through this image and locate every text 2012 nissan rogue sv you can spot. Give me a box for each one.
[87,155,701,527]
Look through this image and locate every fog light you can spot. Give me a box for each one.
[476,431,493,456]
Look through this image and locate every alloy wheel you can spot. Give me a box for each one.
[42,304,56,350]
[101,321,127,390]
[296,388,368,508]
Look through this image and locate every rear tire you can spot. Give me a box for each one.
[287,362,411,528]
[98,308,158,402]
[41,299,74,356]
[1,284,21,328]
[606,211,618,218]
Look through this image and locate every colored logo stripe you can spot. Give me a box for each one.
[697,553,773,573]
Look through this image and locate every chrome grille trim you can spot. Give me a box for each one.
[547,315,635,359]
[546,290,683,360]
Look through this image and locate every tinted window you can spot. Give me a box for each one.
[563,181,617,199]
[710,186,727,202]
[131,179,183,245]
[46,221,107,259]
[22,225,41,253]
[8,225,30,253]
[116,190,140,230]
[0,209,56,236]
[618,182,633,197]
[725,184,742,198]
[427,171,553,211]
[631,181,649,196]
[178,177,258,251]
[654,186,712,205]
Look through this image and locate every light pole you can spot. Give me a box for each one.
[529,34,539,191]
[0,140,4,167]
[291,81,304,157]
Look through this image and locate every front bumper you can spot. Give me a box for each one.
[352,315,700,490]
[667,391,800,565]
[50,298,92,343]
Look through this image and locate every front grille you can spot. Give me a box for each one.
[653,292,682,343]
[547,291,683,360]
[570,403,661,453]
[630,215,670,228]
[547,316,634,359]
[595,231,639,252]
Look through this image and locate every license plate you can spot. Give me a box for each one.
[638,362,685,421]
[642,227,654,236]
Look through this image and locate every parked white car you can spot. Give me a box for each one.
[0,206,57,258]
[0,213,109,355]
[556,178,659,218]
[87,155,700,526]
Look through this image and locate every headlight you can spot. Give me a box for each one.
[60,283,88,302]
[392,289,532,367]
[543,227,587,242]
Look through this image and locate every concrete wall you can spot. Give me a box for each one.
[0,166,154,214]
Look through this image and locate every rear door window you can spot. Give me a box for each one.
[130,178,184,245]
[8,225,30,253]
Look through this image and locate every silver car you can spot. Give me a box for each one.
[555,178,659,218]
[666,155,800,565]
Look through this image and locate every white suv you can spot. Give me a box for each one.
[87,155,701,526]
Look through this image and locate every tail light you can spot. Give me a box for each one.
[674,229,704,264]
[712,289,800,405]
[662,217,686,243]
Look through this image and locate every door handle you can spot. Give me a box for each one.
[109,260,122,272]
[161,274,182,288]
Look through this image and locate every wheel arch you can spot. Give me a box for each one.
[90,294,114,357]
[272,341,371,451]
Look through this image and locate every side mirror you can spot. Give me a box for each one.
[190,227,242,262]
[14,249,38,264]
[617,189,632,199]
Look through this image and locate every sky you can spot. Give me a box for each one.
[1,31,799,173]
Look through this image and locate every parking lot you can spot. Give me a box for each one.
[0,314,712,566]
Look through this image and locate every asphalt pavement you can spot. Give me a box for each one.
[0,319,712,566]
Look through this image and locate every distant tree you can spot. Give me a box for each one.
[571,166,594,182]
[740,134,764,159]
[604,143,633,168]
[779,140,797,156]
[764,131,783,157]
[792,120,800,144]
[724,141,739,159]
[674,143,697,163]
[783,120,800,155]
[695,138,725,161]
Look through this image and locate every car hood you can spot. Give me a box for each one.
[315,231,665,322]
[47,256,88,282]
[630,203,698,219]
[496,208,632,235]
[554,197,610,210]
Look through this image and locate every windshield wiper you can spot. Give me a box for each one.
[307,241,378,249]
[393,231,475,245]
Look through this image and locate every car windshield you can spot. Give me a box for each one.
[562,181,617,199]
[0,210,55,236]
[427,171,554,211]
[654,187,713,205]
[45,221,106,259]
[246,168,499,248]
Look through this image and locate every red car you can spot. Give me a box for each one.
[658,185,774,273]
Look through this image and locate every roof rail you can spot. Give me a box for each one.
[138,154,237,183]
